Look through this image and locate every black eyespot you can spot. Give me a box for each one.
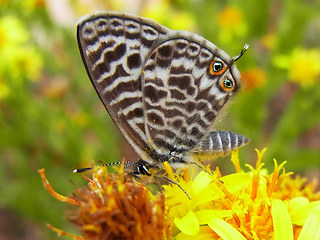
[213,61,223,72]
[223,79,234,89]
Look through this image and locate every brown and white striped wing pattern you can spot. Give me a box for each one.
[77,12,169,162]
[142,38,240,156]
[77,11,249,167]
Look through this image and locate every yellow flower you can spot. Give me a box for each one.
[217,6,247,43]
[273,48,320,87]
[217,6,243,31]
[0,15,28,49]
[10,47,43,81]
[39,149,320,239]
[164,149,320,239]
[142,0,196,31]
[0,15,43,88]
[261,33,277,51]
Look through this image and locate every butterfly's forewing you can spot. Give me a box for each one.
[77,12,170,162]
[141,34,242,159]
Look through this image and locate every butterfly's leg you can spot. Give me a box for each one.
[163,176,191,199]
[191,160,224,183]
[191,161,213,176]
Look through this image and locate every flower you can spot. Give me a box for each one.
[260,33,277,51]
[217,6,247,43]
[39,165,171,240]
[142,0,196,31]
[163,149,320,239]
[273,48,320,87]
[0,15,43,94]
[241,68,266,90]
[40,149,320,239]
[217,6,243,32]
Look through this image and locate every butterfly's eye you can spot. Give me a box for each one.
[220,78,235,92]
[210,60,226,75]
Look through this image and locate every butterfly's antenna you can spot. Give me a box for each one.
[123,161,137,169]
[73,167,93,173]
[164,176,191,200]
[232,44,249,63]
[73,161,133,173]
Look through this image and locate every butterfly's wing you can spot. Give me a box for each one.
[77,12,170,162]
[141,33,243,161]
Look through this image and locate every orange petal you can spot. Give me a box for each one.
[38,169,80,205]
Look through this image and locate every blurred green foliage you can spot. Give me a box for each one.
[0,0,319,238]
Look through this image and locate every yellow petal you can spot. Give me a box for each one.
[297,207,320,240]
[289,197,310,225]
[174,210,199,236]
[175,226,213,240]
[272,199,293,240]
[208,218,247,240]
[175,233,194,240]
[289,197,320,226]
[191,171,212,195]
[195,209,233,225]
[220,173,251,194]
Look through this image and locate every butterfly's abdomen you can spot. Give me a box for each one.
[194,130,250,156]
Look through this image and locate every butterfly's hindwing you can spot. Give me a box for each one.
[142,37,240,159]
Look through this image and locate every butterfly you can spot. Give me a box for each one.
[76,11,249,177]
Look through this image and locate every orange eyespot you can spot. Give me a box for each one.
[220,78,235,92]
[209,60,226,75]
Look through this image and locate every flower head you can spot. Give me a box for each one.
[39,165,171,240]
[163,149,320,239]
[273,48,320,87]
[40,149,320,239]
[142,0,196,31]
[217,6,243,32]
[217,6,247,43]
[0,15,43,100]
[241,68,266,90]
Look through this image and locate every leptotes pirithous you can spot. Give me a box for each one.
[77,11,249,175]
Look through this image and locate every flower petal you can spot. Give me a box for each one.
[297,207,320,240]
[220,173,251,194]
[208,218,247,240]
[272,199,293,240]
[191,171,212,195]
[174,210,199,236]
[195,209,232,225]
[289,197,320,226]
[289,197,310,225]
[175,226,213,240]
